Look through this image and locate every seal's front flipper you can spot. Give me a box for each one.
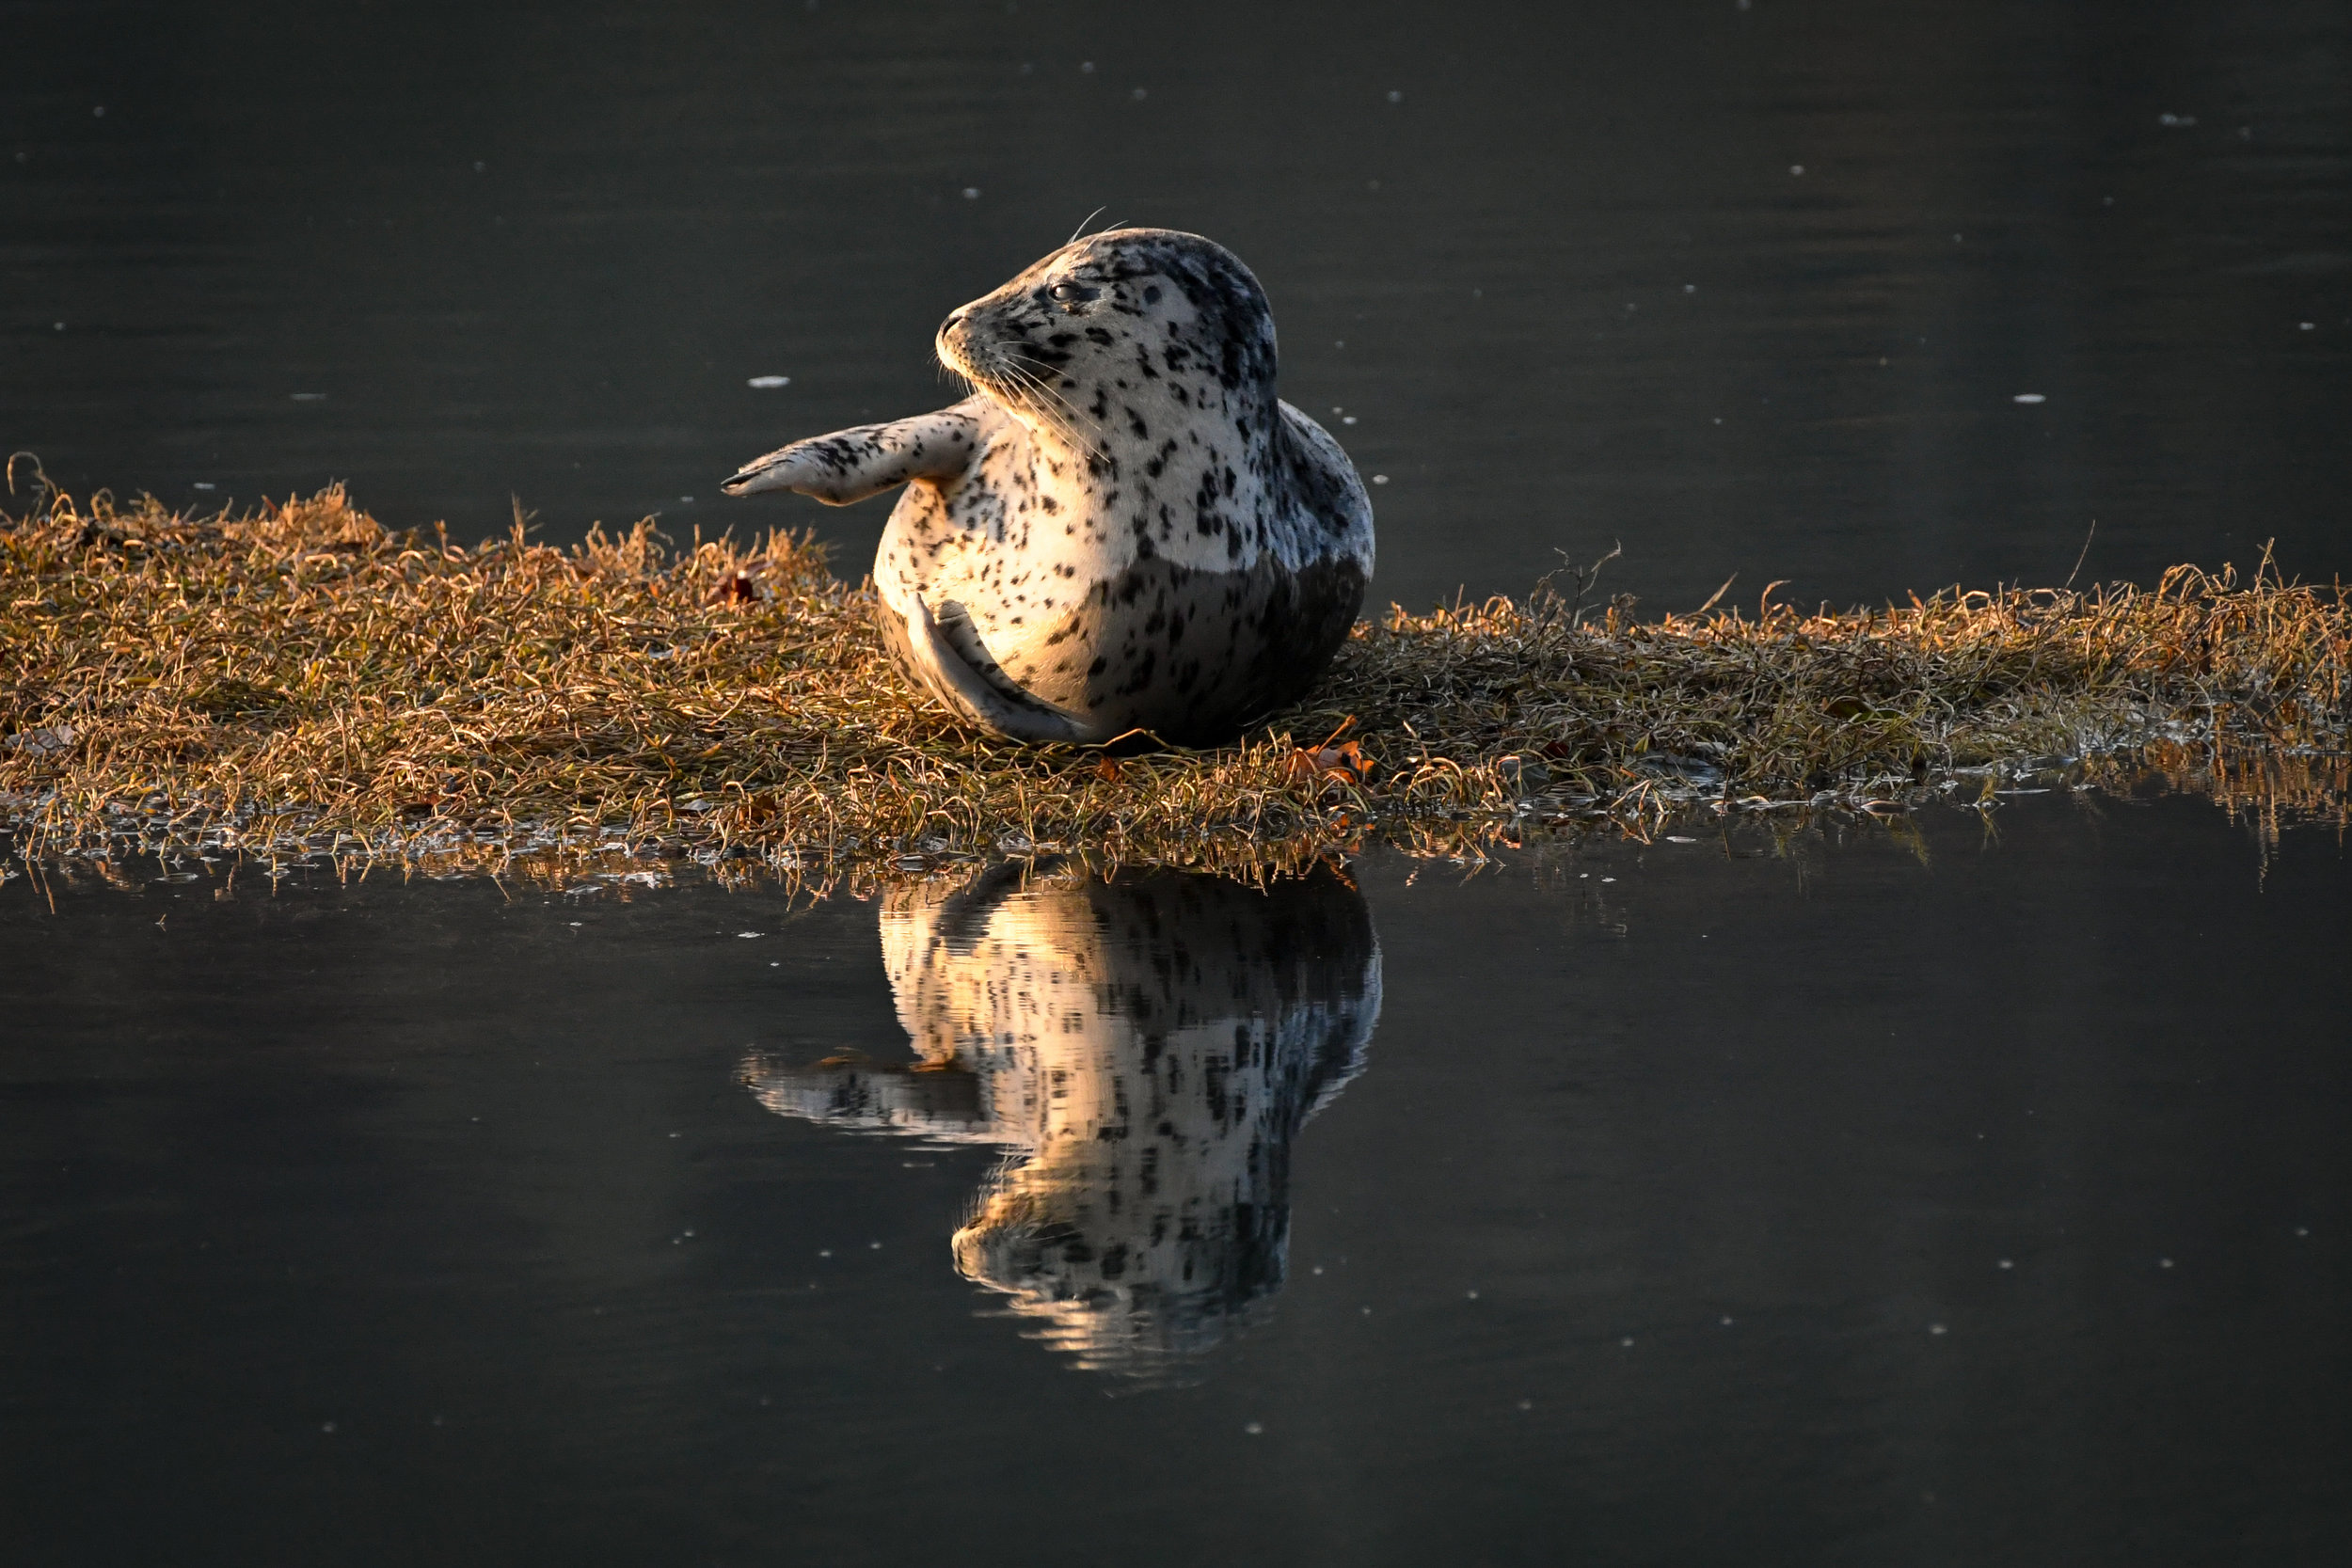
[722,401,983,504]
[877,593,1107,745]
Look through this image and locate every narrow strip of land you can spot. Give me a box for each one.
[4,485,2344,878]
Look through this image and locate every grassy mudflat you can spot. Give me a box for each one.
[3,483,2345,879]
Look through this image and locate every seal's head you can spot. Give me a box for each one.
[935,228,1279,447]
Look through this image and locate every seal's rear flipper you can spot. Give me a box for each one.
[722,402,984,504]
[877,594,1105,744]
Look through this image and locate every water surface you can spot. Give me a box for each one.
[4,799,2346,1563]
[8,0,2347,611]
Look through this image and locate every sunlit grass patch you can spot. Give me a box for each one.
[3,483,2345,883]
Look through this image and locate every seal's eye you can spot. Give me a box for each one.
[1048,281,1096,305]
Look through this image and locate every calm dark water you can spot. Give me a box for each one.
[7,0,2348,613]
[3,800,2349,1565]
[7,1,2352,1560]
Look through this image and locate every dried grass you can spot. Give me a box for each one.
[4,482,2345,886]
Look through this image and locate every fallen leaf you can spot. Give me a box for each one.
[710,571,761,605]
[1287,738,1371,787]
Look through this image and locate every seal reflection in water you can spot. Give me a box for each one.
[744,862,1382,1377]
[721,229,1375,746]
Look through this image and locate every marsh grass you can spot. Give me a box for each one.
[3,483,2345,888]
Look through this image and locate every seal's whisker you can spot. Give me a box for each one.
[999,359,1074,420]
[1015,379,1108,463]
[933,351,979,403]
[995,359,1104,458]
[1005,358,1098,435]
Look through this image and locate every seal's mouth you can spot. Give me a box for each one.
[932,325,998,397]
[936,320,1031,402]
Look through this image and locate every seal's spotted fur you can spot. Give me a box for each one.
[723,229,1375,745]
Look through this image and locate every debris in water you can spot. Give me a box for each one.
[2014,393,2047,404]
[747,375,791,388]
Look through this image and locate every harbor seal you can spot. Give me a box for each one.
[720,228,1375,745]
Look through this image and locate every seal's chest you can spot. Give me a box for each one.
[915,432,1099,561]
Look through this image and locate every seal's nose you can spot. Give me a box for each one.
[939,309,964,336]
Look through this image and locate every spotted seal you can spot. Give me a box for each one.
[720,228,1375,745]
